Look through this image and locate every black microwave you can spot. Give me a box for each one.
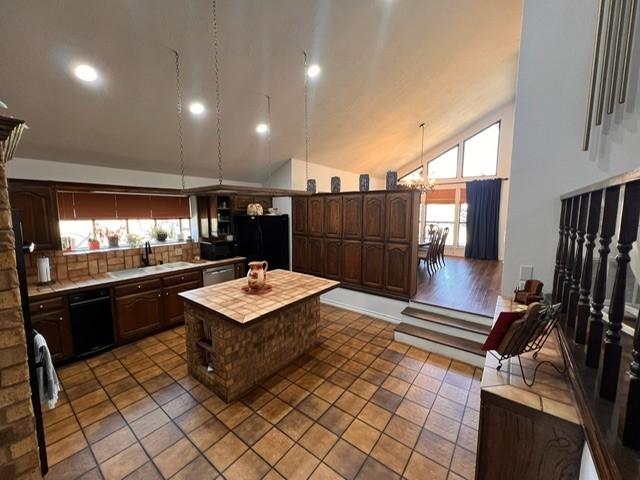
[200,240,235,260]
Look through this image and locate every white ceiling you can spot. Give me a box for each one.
[1,0,522,183]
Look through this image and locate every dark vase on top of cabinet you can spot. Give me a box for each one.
[324,196,342,238]
[363,193,386,242]
[292,236,308,273]
[342,240,362,285]
[8,180,61,249]
[362,242,385,289]
[293,197,308,235]
[386,191,413,243]
[342,194,363,239]
[324,239,342,280]
[307,196,324,236]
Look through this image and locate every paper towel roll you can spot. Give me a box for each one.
[37,256,51,283]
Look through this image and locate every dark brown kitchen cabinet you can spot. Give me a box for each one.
[31,307,73,363]
[324,239,341,280]
[307,196,324,236]
[293,198,307,235]
[233,195,254,213]
[386,191,413,243]
[324,196,342,238]
[163,281,201,327]
[8,180,61,250]
[115,289,163,341]
[385,243,410,294]
[362,242,385,289]
[254,196,272,211]
[363,193,386,242]
[307,237,324,276]
[292,236,308,273]
[342,195,363,239]
[342,240,362,285]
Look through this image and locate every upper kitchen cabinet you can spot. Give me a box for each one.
[324,196,342,238]
[386,191,414,243]
[342,194,363,239]
[253,196,272,211]
[9,180,61,250]
[232,194,254,213]
[307,196,324,236]
[292,197,307,235]
[363,193,385,242]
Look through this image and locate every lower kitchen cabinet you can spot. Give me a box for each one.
[385,243,410,294]
[342,240,362,285]
[307,237,324,276]
[115,288,163,341]
[162,281,201,327]
[324,239,341,280]
[362,242,384,289]
[292,236,308,273]
[31,309,73,362]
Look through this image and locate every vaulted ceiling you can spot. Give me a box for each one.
[1,0,522,183]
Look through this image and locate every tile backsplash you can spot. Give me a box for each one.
[25,242,200,284]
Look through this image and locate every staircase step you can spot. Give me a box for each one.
[402,307,491,335]
[394,322,486,358]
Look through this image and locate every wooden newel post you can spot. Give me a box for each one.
[568,194,588,329]
[600,181,640,401]
[553,199,568,303]
[586,186,619,368]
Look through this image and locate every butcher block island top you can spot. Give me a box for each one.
[180,270,339,402]
[179,269,340,324]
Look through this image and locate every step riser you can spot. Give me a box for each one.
[395,332,485,368]
[409,302,493,325]
[400,314,488,343]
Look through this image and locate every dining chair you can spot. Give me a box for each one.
[437,227,449,267]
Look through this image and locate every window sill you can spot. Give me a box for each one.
[62,240,195,256]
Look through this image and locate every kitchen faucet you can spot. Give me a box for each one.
[141,241,152,266]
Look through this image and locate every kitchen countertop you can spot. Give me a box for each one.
[179,269,339,324]
[27,256,246,299]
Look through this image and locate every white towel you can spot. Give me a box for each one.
[33,332,60,410]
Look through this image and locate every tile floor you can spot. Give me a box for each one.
[43,304,481,480]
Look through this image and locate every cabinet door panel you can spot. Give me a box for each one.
[307,237,324,276]
[342,241,362,284]
[292,197,308,235]
[385,244,410,294]
[324,239,341,280]
[233,195,254,213]
[362,242,385,289]
[363,194,386,242]
[386,192,412,243]
[292,236,308,273]
[32,311,73,362]
[307,197,324,236]
[9,182,60,250]
[343,195,363,239]
[324,196,342,238]
[116,290,162,340]
[254,196,272,211]
[163,281,201,327]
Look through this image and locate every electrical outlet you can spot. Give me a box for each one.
[175,248,182,256]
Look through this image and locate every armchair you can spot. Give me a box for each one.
[514,279,544,305]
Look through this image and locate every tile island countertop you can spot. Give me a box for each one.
[179,269,340,324]
[27,256,246,299]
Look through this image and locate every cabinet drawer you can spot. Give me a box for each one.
[30,296,64,314]
[163,270,201,287]
[115,279,162,297]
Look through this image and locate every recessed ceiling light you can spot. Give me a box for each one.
[256,123,269,135]
[189,102,205,115]
[306,64,321,78]
[74,64,98,82]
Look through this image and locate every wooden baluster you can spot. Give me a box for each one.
[557,197,573,310]
[562,197,580,315]
[553,200,568,302]
[568,194,589,329]
[622,309,640,449]
[575,189,603,344]
[600,180,640,401]
[586,186,620,368]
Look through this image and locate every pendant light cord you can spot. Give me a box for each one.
[212,0,223,185]
[172,49,186,191]
[266,94,272,177]
[303,51,309,183]
[419,122,425,166]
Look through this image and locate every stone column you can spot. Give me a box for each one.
[0,138,41,477]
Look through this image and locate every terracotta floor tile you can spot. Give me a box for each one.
[66,379,102,401]
[123,460,163,480]
[341,359,367,377]
[112,386,147,410]
[225,449,271,480]
[370,434,411,475]
[383,415,421,448]
[450,445,475,480]
[202,392,228,414]
[278,383,310,407]
[43,402,74,428]
[152,437,199,478]
[150,382,186,406]
[318,406,354,436]
[45,414,81,445]
[457,424,478,453]
[277,409,314,441]
[310,462,344,480]
[462,408,479,430]
[45,448,96,480]
[253,427,294,465]
[439,382,470,405]
[188,417,228,451]
[432,395,466,422]
[104,376,138,398]
[82,412,126,445]
[348,379,378,400]
[415,427,455,467]
[405,384,436,409]
[355,456,400,480]
[263,468,286,480]
[98,367,130,387]
[404,451,448,480]
[99,442,148,480]
[70,388,108,413]
[161,392,198,419]
[314,381,345,403]
[370,388,403,413]
[334,391,366,416]
[324,439,367,480]
[217,402,253,429]
[121,396,157,424]
[357,402,392,431]
[258,397,293,424]
[142,373,174,394]
[299,423,338,460]
[381,376,410,397]
[234,413,272,445]
[395,398,429,426]
[204,432,247,472]
[262,375,292,395]
[47,430,88,466]
[140,422,185,457]
[425,410,461,443]
[172,455,219,479]
[328,369,356,389]
[129,407,170,439]
[275,444,320,480]
[296,372,325,391]
[91,425,136,463]
[342,419,380,454]
[414,373,443,393]
[297,394,332,420]
[175,404,213,433]
[77,399,117,428]
[241,387,275,411]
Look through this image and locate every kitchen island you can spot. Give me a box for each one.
[180,269,339,402]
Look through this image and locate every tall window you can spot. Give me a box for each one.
[398,166,423,185]
[427,146,458,179]
[462,122,500,177]
[458,202,468,246]
[424,189,456,246]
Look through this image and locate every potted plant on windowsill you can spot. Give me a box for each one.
[152,226,168,242]
[88,236,101,250]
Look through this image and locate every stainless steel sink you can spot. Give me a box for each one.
[108,269,144,279]
[107,262,194,279]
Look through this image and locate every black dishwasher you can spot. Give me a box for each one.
[69,288,115,358]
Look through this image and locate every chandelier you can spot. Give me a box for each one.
[404,122,436,193]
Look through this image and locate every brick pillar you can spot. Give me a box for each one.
[0,144,41,477]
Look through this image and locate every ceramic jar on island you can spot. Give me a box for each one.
[247,261,269,290]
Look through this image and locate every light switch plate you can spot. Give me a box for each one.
[175,248,182,256]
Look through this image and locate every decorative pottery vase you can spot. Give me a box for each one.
[247,203,263,216]
[331,176,341,193]
[359,174,370,192]
[247,261,269,290]
[386,171,398,190]
[306,179,317,193]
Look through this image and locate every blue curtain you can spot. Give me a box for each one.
[465,178,502,260]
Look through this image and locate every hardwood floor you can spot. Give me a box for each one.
[414,256,503,317]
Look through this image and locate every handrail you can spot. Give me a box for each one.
[561,167,640,199]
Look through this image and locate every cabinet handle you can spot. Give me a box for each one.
[59,317,63,321]
[165,292,169,296]
[137,285,141,289]
[157,293,161,298]
[39,304,44,309]
[181,276,184,280]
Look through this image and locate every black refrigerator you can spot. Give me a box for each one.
[233,215,289,270]
[12,210,48,475]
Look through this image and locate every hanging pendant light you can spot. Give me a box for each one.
[406,122,436,193]
[303,51,316,193]
[171,49,186,191]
